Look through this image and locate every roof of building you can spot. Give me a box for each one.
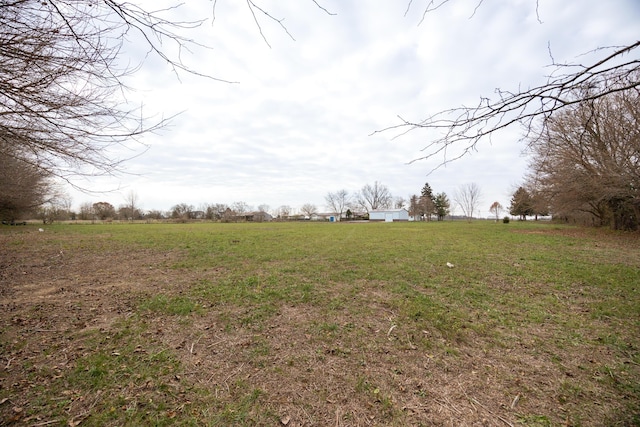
[369,208,409,213]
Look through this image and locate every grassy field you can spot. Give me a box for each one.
[0,220,639,426]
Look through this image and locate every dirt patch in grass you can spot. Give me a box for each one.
[1,226,639,426]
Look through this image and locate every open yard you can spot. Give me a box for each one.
[0,221,639,426]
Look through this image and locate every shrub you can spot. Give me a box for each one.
[503,216,510,223]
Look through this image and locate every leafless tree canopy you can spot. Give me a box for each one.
[325,189,350,219]
[454,183,482,220]
[356,181,393,212]
[489,201,503,221]
[93,201,116,220]
[300,203,317,217]
[526,74,640,230]
[0,143,51,220]
[120,190,141,220]
[232,201,251,215]
[0,1,211,183]
[274,205,291,219]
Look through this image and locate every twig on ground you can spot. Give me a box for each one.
[406,334,417,349]
[190,335,204,354]
[458,381,514,426]
[470,398,514,427]
[435,397,462,415]
[510,395,520,409]
[206,339,226,348]
[32,420,60,426]
[218,363,245,392]
[387,324,397,338]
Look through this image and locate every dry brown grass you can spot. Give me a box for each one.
[1,222,638,426]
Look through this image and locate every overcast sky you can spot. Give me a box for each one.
[65,0,640,217]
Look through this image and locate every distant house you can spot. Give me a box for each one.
[369,208,409,222]
[310,210,370,221]
[244,211,272,222]
[192,210,206,220]
[232,211,272,222]
[311,212,335,221]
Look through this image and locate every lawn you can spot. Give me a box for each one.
[1,220,638,426]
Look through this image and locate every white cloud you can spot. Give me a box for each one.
[65,0,640,217]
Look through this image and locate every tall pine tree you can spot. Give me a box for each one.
[509,187,534,220]
[420,183,436,221]
[434,192,451,221]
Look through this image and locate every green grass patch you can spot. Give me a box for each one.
[2,220,639,425]
[140,294,200,316]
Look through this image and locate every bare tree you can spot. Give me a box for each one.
[408,194,421,220]
[0,146,52,221]
[200,203,213,220]
[300,203,317,218]
[78,202,94,220]
[0,1,187,184]
[356,181,393,212]
[232,201,251,217]
[277,205,292,219]
[378,3,639,171]
[171,203,195,220]
[419,195,436,221]
[489,201,503,222]
[204,203,230,220]
[526,76,640,229]
[454,183,482,220]
[93,201,116,220]
[325,190,350,220]
[37,188,72,223]
[146,209,164,220]
[61,195,74,219]
[215,203,230,218]
[120,190,140,220]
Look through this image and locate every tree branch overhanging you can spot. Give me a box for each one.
[0,0,334,190]
[374,41,640,172]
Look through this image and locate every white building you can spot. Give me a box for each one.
[369,208,409,222]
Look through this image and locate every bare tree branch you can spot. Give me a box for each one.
[525,74,640,229]
[311,0,337,16]
[0,0,333,192]
[246,0,336,48]
[374,41,640,172]
[389,1,638,172]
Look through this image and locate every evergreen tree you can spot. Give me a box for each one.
[509,187,534,220]
[420,183,436,221]
[434,192,450,221]
[421,183,434,201]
